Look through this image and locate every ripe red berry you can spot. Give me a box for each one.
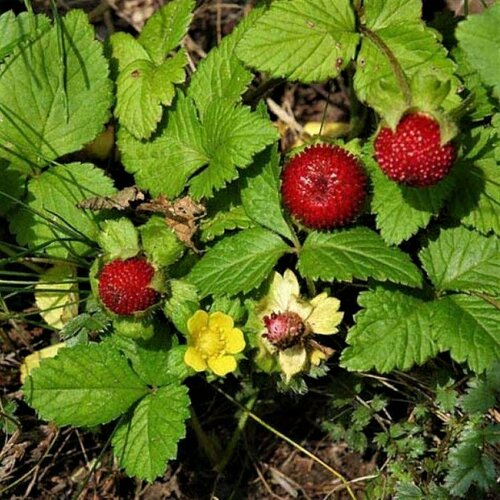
[281,144,367,229]
[98,257,159,315]
[374,113,456,187]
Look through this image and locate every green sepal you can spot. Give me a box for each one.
[140,215,184,267]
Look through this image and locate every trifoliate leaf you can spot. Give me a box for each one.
[0,161,25,216]
[35,264,79,330]
[298,228,422,287]
[241,145,295,242]
[98,218,140,260]
[355,0,455,127]
[188,99,279,199]
[419,227,500,296]
[340,287,439,373]
[138,0,194,66]
[365,148,454,245]
[188,228,291,297]
[163,279,200,335]
[112,382,190,482]
[432,294,500,373]
[23,343,148,427]
[108,331,190,386]
[10,163,116,259]
[456,4,500,98]
[0,10,112,171]
[140,215,184,267]
[0,11,50,60]
[236,0,359,83]
[188,6,260,114]
[200,205,253,242]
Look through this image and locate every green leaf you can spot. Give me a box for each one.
[108,332,190,386]
[98,218,140,260]
[115,51,187,139]
[456,4,500,98]
[188,99,279,199]
[138,0,194,66]
[419,227,500,296]
[0,11,50,60]
[200,205,253,242]
[0,161,25,216]
[298,228,422,287]
[112,382,190,482]
[433,294,500,373]
[119,91,205,197]
[236,0,359,83]
[10,163,116,259]
[188,228,290,297]
[188,6,259,114]
[0,10,112,171]
[163,279,200,335]
[449,158,500,236]
[23,343,148,427]
[355,0,455,126]
[140,215,184,267]
[461,366,500,413]
[340,287,439,373]
[241,145,294,242]
[366,148,454,245]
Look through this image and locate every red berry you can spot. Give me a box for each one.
[98,257,159,315]
[374,113,456,187]
[263,311,306,350]
[281,144,367,229]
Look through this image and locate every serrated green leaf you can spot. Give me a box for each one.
[419,227,500,296]
[340,287,439,373]
[112,382,190,482]
[449,158,500,235]
[433,294,500,373]
[23,343,148,427]
[188,228,290,298]
[119,92,206,197]
[363,0,421,32]
[298,228,422,287]
[456,4,500,98]
[0,161,25,216]
[236,0,359,83]
[140,215,184,267]
[188,99,278,199]
[461,366,500,413]
[366,149,454,245]
[200,205,253,242]
[188,6,259,114]
[0,11,50,60]
[138,0,194,66]
[241,145,294,242]
[10,163,116,259]
[98,218,140,260]
[163,279,200,335]
[0,10,112,171]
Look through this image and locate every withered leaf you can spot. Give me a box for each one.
[77,186,144,210]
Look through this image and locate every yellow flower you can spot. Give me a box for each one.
[184,310,245,376]
[258,269,343,381]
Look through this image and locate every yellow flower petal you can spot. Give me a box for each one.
[209,311,234,331]
[307,296,343,334]
[225,328,245,354]
[279,345,308,382]
[187,310,209,337]
[208,355,237,376]
[310,348,327,366]
[288,295,314,322]
[266,269,300,313]
[184,347,207,372]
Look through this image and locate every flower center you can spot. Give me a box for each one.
[197,326,225,359]
[263,311,306,350]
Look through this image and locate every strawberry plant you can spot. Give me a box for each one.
[0,0,498,497]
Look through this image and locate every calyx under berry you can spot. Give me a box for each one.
[281,144,367,229]
[263,311,307,350]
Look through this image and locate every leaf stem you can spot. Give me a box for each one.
[189,405,221,466]
[213,385,357,500]
[359,25,412,107]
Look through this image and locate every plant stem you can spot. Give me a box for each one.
[359,25,412,107]
[189,406,221,466]
[0,243,43,273]
[243,77,285,107]
[215,390,259,472]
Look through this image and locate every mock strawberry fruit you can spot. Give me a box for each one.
[98,257,159,315]
[281,144,367,229]
[374,113,456,187]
